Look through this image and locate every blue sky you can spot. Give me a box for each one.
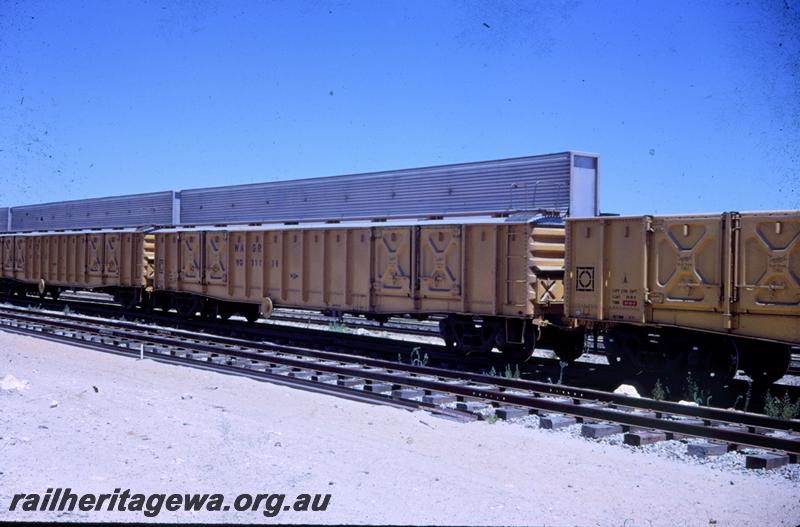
[1,0,798,214]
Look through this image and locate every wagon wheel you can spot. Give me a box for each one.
[496,322,535,363]
[685,335,739,392]
[543,329,586,364]
[438,316,463,352]
[605,327,686,399]
[746,354,790,385]
[175,298,199,318]
[37,279,46,299]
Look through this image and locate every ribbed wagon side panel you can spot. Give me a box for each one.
[565,213,800,345]
[179,153,579,225]
[10,191,174,231]
[0,237,11,278]
[735,211,800,343]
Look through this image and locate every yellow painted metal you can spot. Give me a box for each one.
[0,232,151,292]
[565,211,800,344]
[154,221,566,320]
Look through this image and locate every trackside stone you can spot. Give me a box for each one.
[581,423,623,439]
[422,394,456,405]
[456,401,489,412]
[715,424,748,434]
[337,376,362,387]
[687,442,727,458]
[495,407,528,420]
[392,388,424,400]
[539,415,577,430]
[624,431,667,446]
[746,453,790,470]
[673,418,705,427]
[363,383,392,393]
[231,359,256,369]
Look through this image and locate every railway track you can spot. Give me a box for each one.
[3,293,798,412]
[52,292,800,376]
[1,305,798,469]
[1,293,617,385]
[58,291,442,336]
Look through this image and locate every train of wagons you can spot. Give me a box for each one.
[0,209,798,395]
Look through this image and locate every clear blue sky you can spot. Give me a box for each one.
[1,0,798,214]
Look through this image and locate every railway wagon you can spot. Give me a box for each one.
[0,229,154,306]
[152,215,575,360]
[565,210,800,391]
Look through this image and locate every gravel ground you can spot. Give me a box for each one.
[1,330,799,525]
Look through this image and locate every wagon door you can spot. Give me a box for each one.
[418,226,462,312]
[86,233,104,286]
[372,227,414,313]
[205,231,229,298]
[647,215,724,315]
[178,231,203,293]
[735,212,800,342]
[103,233,121,286]
[2,237,14,278]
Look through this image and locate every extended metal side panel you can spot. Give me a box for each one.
[11,191,174,231]
[179,152,582,224]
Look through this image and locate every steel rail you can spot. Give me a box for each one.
[0,296,613,378]
[0,316,476,422]
[0,306,791,433]
[1,307,798,458]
